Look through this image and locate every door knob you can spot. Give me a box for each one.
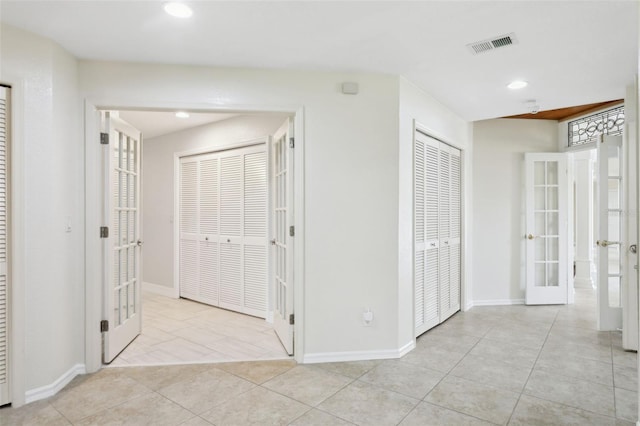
[270,238,276,245]
[136,240,143,246]
[630,244,637,254]
[597,240,620,247]
[527,234,534,240]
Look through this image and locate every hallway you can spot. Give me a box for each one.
[1,289,636,425]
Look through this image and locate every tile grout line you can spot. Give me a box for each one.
[504,307,559,425]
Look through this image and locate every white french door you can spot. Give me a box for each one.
[597,134,623,330]
[414,131,461,337]
[271,119,294,354]
[525,153,568,305]
[102,113,142,363]
[0,86,10,406]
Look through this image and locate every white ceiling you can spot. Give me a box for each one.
[1,1,637,121]
[118,110,238,139]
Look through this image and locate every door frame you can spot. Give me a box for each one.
[0,77,25,407]
[85,99,305,372]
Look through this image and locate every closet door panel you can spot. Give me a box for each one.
[179,160,200,300]
[180,145,267,318]
[199,240,219,305]
[424,140,440,329]
[244,245,267,316]
[180,239,199,299]
[415,134,441,336]
[449,149,462,314]
[220,155,243,238]
[243,150,267,317]
[219,242,242,309]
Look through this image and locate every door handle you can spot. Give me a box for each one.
[270,238,276,246]
[137,240,144,247]
[597,240,620,247]
[630,244,637,254]
[527,234,535,240]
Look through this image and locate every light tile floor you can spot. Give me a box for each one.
[2,288,638,425]
[111,292,289,366]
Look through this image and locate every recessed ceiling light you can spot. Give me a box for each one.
[164,2,193,18]
[175,111,190,118]
[507,80,528,90]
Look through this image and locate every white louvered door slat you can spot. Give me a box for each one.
[0,86,9,405]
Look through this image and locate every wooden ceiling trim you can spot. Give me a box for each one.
[503,99,624,121]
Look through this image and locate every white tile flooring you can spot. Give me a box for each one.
[111,292,289,366]
[2,288,638,425]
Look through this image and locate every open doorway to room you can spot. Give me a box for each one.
[98,109,296,367]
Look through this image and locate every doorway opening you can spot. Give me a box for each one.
[96,109,298,367]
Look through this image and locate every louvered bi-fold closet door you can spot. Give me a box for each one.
[0,86,9,406]
[415,133,441,336]
[414,132,462,337]
[179,158,200,300]
[242,150,268,317]
[179,144,267,318]
[440,145,461,321]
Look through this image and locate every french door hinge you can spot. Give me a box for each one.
[100,226,109,238]
[100,320,109,332]
[289,137,294,149]
[289,314,295,325]
[289,226,295,237]
[100,132,109,145]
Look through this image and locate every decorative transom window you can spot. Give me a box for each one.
[568,106,624,147]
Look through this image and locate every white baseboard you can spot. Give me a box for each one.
[464,301,474,310]
[25,364,85,404]
[302,341,416,364]
[143,281,178,298]
[472,299,525,306]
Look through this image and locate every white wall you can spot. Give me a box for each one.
[472,119,559,304]
[0,24,84,399]
[80,61,402,358]
[398,77,473,347]
[142,115,288,289]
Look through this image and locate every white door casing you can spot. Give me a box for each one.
[525,153,569,305]
[597,134,623,331]
[102,113,142,363]
[271,119,294,354]
[0,86,10,406]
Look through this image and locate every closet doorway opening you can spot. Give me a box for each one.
[97,109,297,367]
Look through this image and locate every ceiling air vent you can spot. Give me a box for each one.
[467,33,518,55]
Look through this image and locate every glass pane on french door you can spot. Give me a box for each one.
[606,143,622,308]
[112,132,138,326]
[533,160,560,287]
